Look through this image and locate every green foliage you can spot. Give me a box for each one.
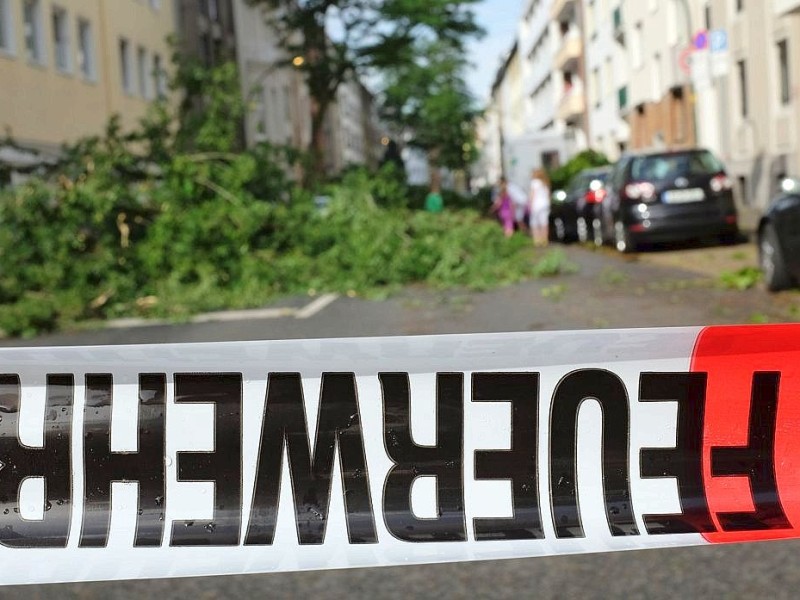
[381,38,480,171]
[549,150,611,192]
[0,54,575,338]
[249,0,483,177]
[719,267,762,291]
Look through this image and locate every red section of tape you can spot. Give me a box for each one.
[693,324,800,543]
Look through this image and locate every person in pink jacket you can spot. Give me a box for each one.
[491,178,515,237]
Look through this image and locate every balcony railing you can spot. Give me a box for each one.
[554,29,582,71]
[558,87,586,123]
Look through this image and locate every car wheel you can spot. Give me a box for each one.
[614,220,636,254]
[760,224,793,292]
[577,217,589,243]
[592,218,604,248]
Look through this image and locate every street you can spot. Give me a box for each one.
[3,241,800,599]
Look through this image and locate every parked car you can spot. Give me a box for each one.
[600,149,739,253]
[549,167,612,245]
[758,178,800,291]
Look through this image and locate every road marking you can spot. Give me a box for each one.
[105,295,339,329]
[295,293,339,319]
[192,307,296,323]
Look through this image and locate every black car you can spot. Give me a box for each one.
[758,179,800,291]
[549,166,612,245]
[600,149,739,253]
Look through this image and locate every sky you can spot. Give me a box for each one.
[466,1,524,103]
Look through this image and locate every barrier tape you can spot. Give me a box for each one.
[0,324,798,584]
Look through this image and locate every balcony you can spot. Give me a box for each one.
[554,30,582,72]
[551,0,577,21]
[558,87,586,124]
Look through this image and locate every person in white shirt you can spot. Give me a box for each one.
[529,168,551,247]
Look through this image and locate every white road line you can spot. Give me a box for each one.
[191,307,296,323]
[105,295,339,329]
[295,293,339,319]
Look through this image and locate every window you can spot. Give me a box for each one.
[591,68,601,106]
[52,6,70,73]
[23,0,44,64]
[206,0,219,21]
[119,37,133,94]
[149,0,160,8]
[704,3,712,29]
[778,40,790,105]
[0,0,13,54]
[137,45,149,98]
[736,0,743,12]
[77,18,95,80]
[153,53,167,98]
[737,59,748,117]
[618,85,628,110]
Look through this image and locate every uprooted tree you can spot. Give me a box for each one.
[248,0,483,184]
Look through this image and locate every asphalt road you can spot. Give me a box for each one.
[3,243,800,599]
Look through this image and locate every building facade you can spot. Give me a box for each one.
[0,0,174,154]
[232,0,310,153]
[583,0,630,160]
[486,0,588,188]
[708,0,800,211]
[174,0,237,68]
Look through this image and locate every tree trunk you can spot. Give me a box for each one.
[428,148,442,192]
[304,98,329,188]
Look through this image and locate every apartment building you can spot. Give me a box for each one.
[232,0,310,153]
[552,0,588,147]
[486,0,588,187]
[618,0,705,151]
[583,0,630,160]
[174,0,237,68]
[326,77,384,174]
[709,0,800,210]
[0,0,174,154]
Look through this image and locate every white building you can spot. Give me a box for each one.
[484,0,587,189]
[583,0,630,160]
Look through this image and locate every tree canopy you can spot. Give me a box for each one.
[248,0,483,182]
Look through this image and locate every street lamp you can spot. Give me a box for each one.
[292,55,305,68]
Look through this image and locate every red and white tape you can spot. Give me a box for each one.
[0,324,797,585]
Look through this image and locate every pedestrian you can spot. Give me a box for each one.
[507,181,530,233]
[490,177,515,238]
[529,168,551,247]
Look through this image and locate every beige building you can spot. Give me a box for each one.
[709,0,800,210]
[0,0,174,154]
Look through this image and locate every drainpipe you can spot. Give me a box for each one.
[677,0,699,146]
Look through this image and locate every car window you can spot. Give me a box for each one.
[630,151,724,181]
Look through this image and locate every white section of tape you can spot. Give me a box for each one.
[0,328,709,585]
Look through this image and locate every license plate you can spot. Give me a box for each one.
[663,188,706,203]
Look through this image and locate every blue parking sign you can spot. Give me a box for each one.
[710,30,728,53]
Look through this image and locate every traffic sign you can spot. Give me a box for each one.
[710,30,728,53]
